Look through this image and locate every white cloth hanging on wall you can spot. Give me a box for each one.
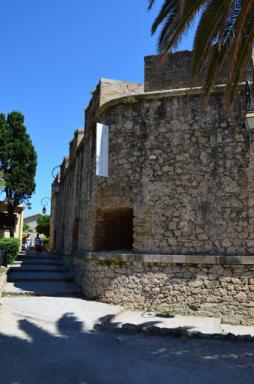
[96,123,109,177]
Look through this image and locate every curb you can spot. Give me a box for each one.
[94,314,254,342]
[0,267,7,298]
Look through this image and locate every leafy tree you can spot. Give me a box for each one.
[0,170,5,190]
[0,112,37,237]
[23,223,30,232]
[148,0,254,102]
[36,215,50,237]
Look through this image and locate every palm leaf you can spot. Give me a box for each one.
[159,0,206,52]
[150,0,254,103]
[192,0,230,75]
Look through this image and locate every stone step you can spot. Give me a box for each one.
[7,271,74,282]
[18,255,61,261]
[3,281,81,297]
[14,258,64,266]
[9,264,67,272]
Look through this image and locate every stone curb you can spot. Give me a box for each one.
[0,267,7,298]
[94,314,254,342]
[72,251,254,265]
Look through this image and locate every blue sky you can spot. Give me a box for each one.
[0,0,194,216]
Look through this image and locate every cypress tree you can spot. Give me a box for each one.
[0,112,37,237]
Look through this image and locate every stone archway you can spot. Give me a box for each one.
[93,207,133,251]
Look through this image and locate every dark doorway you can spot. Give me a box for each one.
[93,207,133,251]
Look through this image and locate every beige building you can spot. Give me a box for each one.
[0,201,24,246]
[24,213,42,246]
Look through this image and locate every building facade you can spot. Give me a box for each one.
[0,202,24,246]
[51,51,254,324]
[24,213,42,246]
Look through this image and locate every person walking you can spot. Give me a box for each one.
[34,234,42,254]
[24,236,31,251]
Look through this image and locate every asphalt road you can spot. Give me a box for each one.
[0,297,254,384]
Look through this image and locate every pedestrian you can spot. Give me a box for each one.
[24,236,31,251]
[34,233,42,253]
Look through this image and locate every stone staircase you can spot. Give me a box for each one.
[4,252,81,297]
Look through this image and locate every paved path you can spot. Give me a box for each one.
[0,252,254,383]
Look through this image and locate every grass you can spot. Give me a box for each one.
[123,96,139,106]
[97,258,127,268]
[156,306,174,317]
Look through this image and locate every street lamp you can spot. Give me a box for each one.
[41,197,51,215]
[244,81,254,130]
[52,165,61,180]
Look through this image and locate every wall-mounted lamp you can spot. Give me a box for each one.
[41,197,51,215]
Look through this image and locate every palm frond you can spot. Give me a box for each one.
[203,44,229,94]
[228,16,254,102]
[148,0,156,11]
[150,0,254,103]
[157,0,206,53]
[151,0,178,35]
[192,0,230,75]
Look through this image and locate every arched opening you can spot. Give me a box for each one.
[93,207,133,251]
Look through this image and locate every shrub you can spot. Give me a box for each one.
[41,236,49,246]
[0,238,20,264]
[36,215,50,237]
[23,223,29,232]
[123,96,139,106]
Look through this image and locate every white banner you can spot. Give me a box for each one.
[96,123,109,177]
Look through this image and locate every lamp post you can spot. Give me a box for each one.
[245,81,254,130]
[41,197,51,215]
[52,165,61,180]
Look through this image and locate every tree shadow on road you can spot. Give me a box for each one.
[0,313,254,384]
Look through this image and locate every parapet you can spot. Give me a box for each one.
[144,50,253,92]
[85,78,144,128]
[99,78,144,106]
[60,156,69,180]
[69,129,84,160]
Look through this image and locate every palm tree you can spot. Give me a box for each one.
[148,0,254,102]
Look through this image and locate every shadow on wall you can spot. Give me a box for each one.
[1,312,254,384]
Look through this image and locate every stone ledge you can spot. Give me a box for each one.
[0,268,7,298]
[96,81,248,120]
[72,251,254,265]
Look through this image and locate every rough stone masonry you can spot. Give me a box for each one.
[51,51,254,324]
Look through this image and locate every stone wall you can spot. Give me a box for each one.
[85,78,144,129]
[55,85,254,256]
[0,268,7,298]
[144,51,253,92]
[66,253,254,325]
[52,51,254,324]
[95,89,254,256]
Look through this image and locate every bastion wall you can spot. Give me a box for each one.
[51,51,254,324]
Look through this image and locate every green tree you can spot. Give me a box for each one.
[0,170,5,190]
[0,112,37,237]
[149,0,254,102]
[36,215,50,237]
[23,223,30,232]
